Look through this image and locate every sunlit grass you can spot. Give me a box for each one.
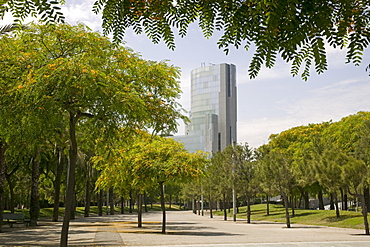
[213,203,365,230]
[5,203,365,231]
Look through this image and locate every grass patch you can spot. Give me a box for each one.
[213,203,366,230]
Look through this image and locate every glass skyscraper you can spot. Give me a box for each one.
[173,63,237,154]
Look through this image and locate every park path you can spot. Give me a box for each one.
[1,210,370,246]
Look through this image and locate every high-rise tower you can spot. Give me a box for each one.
[173,63,237,153]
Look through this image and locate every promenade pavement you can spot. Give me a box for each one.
[1,210,370,246]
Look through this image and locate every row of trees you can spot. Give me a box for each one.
[0,23,204,246]
[93,130,208,233]
[185,111,370,235]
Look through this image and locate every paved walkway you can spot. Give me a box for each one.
[1,210,370,246]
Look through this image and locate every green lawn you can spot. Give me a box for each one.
[213,203,366,230]
[5,203,366,230]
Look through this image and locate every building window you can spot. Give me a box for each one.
[218,133,221,151]
[229,126,232,144]
[227,65,231,98]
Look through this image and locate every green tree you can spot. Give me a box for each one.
[95,130,208,233]
[0,24,22,34]
[342,155,369,234]
[0,140,5,233]
[323,111,370,234]
[0,23,186,245]
[202,159,221,218]
[233,143,257,223]
[211,143,257,222]
[310,147,346,218]
[257,144,295,228]
[209,149,233,221]
[296,122,332,210]
[0,39,54,229]
[257,126,310,228]
[180,177,203,213]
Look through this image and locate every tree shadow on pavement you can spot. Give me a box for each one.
[165,231,241,236]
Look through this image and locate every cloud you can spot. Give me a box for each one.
[2,12,37,24]
[61,1,102,31]
[287,77,370,118]
[238,117,304,148]
[2,1,102,32]
[238,74,370,149]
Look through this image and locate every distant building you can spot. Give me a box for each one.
[173,63,237,153]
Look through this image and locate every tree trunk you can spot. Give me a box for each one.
[5,174,15,213]
[120,197,125,214]
[0,141,7,233]
[344,193,348,210]
[129,190,133,213]
[84,161,91,217]
[330,193,335,210]
[266,195,270,216]
[137,192,142,228]
[282,193,291,228]
[60,113,79,247]
[246,195,251,223]
[340,188,345,212]
[223,193,227,221]
[333,192,340,218]
[98,190,103,216]
[360,194,370,235]
[298,191,303,209]
[30,153,40,227]
[209,195,213,218]
[304,190,309,209]
[159,181,166,234]
[318,190,325,210]
[53,147,64,222]
[290,196,295,217]
[364,187,370,213]
[71,191,76,220]
[109,187,114,215]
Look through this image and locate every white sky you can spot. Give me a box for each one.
[2,0,369,149]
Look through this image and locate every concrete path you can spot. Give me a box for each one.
[1,210,370,246]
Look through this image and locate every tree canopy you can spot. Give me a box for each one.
[0,22,187,244]
[94,129,208,233]
[2,0,369,80]
[254,111,370,232]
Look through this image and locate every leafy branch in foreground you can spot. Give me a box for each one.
[93,0,370,80]
[2,0,369,79]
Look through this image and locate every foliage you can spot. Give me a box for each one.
[0,22,188,242]
[94,130,209,194]
[4,23,185,132]
[319,111,370,195]
[254,111,370,232]
[0,0,65,24]
[91,0,370,80]
[2,1,369,79]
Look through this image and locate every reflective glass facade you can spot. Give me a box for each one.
[173,63,237,154]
